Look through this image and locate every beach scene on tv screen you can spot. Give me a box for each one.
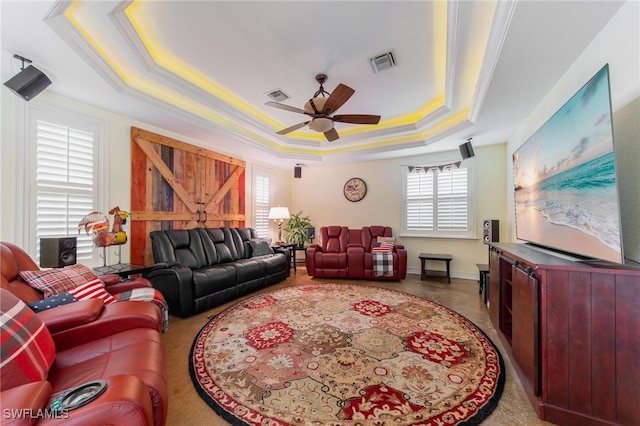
[513,66,622,263]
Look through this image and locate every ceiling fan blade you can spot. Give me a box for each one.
[265,101,307,115]
[276,121,310,135]
[324,128,340,142]
[333,114,381,125]
[322,83,355,115]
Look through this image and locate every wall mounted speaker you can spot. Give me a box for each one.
[294,166,302,178]
[307,227,315,240]
[459,141,475,159]
[4,65,52,101]
[40,237,77,268]
[482,220,499,244]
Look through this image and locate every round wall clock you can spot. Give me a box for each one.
[343,177,367,202]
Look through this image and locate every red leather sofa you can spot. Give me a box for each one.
[0,289,167,426]
[0,242,165,340]
[0,242,168,425]
[306,226,407,280]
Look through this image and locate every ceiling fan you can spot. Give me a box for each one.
[265,74,381,142]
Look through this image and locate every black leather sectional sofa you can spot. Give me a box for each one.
[148,227,290,317]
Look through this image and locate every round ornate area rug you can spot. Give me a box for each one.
[189,284,505,426]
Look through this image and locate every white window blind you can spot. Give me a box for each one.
[19,104,106,266]
[35,120,97,263]
[402,162,475,238]
[254,172,271,238]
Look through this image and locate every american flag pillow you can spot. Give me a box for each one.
[19,264,99,298]
[372,242,395,252]
[68,278,117,305]
[0,289,56,389]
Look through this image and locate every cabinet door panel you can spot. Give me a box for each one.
[488,249,500,327]
[512,266,539,395]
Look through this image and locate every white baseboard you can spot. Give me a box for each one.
[407,267,478,281]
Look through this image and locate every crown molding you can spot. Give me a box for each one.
[43,2,127,93]
[468,0,518,123]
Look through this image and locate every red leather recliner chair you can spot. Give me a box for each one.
[306,226,407,280]
[305,226,349,278]
[0,289,167,425]
[350,226,407,280]
[0,242,164,348]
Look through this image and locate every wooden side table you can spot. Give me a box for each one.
[419,253,453,283]
[93,263,156,278]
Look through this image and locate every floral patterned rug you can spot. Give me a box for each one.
[189,284,505,426]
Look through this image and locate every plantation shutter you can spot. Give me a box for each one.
[406,172,434,230]
[254,172,270,238]
[35,120,97,263]
[403,162,474,238]
[437,168,468,231]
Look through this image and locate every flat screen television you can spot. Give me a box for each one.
[513,64,623,263]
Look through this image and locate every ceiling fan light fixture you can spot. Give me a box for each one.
[304,97,327,114]
[309,117,334,133]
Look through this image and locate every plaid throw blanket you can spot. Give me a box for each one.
[118,288,169,332]
[373,252,394,277]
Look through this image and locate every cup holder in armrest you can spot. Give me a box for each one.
[50,380,107,412]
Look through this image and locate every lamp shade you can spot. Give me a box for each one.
[268,207,290,221]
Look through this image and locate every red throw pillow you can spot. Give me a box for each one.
[68,278,116,305]
[19,264,99,298]
[0,289,56,389]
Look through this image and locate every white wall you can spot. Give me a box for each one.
[507,0,640,263]
[290,143,508,278]
[0,89,292,264]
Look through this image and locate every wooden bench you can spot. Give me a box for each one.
[418,253,452,283]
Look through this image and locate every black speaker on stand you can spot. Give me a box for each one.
[307,227,315,243]
[40,237,77,268]
[482,220,499,244]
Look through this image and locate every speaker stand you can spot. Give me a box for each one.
[100,247,107,267]
[113,245,122,264]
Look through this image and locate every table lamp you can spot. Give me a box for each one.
[268,206,290,245]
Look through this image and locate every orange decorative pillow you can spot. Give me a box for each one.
[68,279,116,305]
[19,264,99,298]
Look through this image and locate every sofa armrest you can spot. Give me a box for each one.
[51,302,162,351]
[105,277,152,295]
[65,376,154,426]
[148,267,194,318]
[99,274,122,286]
[0,381,52,424]
[37,299,104,334]
[347,245,365,278]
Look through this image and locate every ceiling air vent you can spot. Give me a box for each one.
[265,89,289,102]
[370,51,396,73]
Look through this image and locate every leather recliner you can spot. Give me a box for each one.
[148,227,290,317]
[305,226,350,278]
[0,242,164,345]
[0,289,167,426]
[306,226,407,280]
[348,226,407,280]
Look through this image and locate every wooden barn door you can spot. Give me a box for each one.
[130,127,245,265]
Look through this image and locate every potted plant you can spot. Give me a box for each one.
[283,211,312,247]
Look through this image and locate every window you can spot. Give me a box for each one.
[402,160,476,238]
[253,167,271,238]
[21,105,107,265]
